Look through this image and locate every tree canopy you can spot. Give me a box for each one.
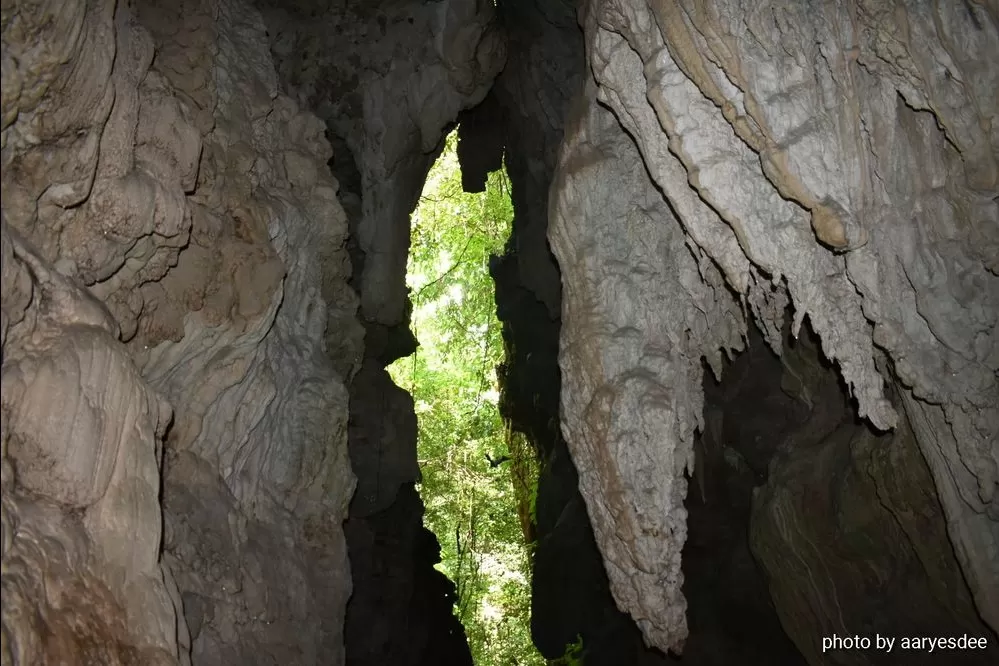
[388,129,543,665]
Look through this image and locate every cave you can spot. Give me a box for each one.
[1,1,997,666]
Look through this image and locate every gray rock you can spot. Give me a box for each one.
[550,0,998,653]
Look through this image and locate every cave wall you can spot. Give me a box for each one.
[255,0,505,334]
[3,0,508,662]
[252,1,505,664]
[682,313,999,666]
[550,0,998,657]
[3,0,998,664]
[2,0,360,662]
[683,324,811,666]
[477,0,681,663]
[751,323,999,666]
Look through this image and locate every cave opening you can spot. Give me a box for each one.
[4,1,999,666]
[387,127,544,666]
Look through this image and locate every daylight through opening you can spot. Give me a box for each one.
[387,128,544,665]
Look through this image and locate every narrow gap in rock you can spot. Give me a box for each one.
[387,127,545,665]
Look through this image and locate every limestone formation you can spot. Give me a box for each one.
[2,221,179,664]
[257,0,506,331]
[3,0,360,662]
[2,0,998,664]
[549,0,998,654]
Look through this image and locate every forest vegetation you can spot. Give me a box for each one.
[388,129,544,665]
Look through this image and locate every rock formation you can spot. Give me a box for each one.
[3,0,361,661]
[253,1,504,663]
[1,0,996,665]
[550,0,998,658]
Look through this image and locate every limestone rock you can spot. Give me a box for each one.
[751,332,999,666]
[552,0,999,652]
[549,77,746,652]
[257,0,507,329]
[344,484,474,666]
[347,361,421,518]
[1,222,179,664]
[256,3,508,662]
[484,4,669,660]
[5,0,998,662]
[2,0,361,663]
[132,1,360,662]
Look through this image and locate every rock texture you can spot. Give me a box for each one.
[256,0,506,333]
[4,0,999,663]
[342,361,473,666]
[751,325,999,666]
[551,0,999,655]
[550,77,746,652]
[678,325,811,666]
[483,1,679,662]
[254,1,506,663]
[3,0,360,663]
[2,222,179,664]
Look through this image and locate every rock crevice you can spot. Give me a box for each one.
[2,0,997,664]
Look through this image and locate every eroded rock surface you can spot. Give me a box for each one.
[751,328,999,666]
[255,2,507,663]
[257,0,506,330]
[550,77,746,652]
[3,0,360,663]
[4,0,998,663]
[483,2,680,662]
[552,0,999,654]
[2,222,179,664]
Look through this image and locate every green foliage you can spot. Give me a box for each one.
[507,428,540,545]
[388,129,543,666]
[551,635,585,666]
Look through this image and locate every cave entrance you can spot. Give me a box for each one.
[388,128,544,665]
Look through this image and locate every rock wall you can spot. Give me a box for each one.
[256,0,505,335]
[253,1,505,663]
[2,222,179,665]
[751,323,999,666]
[550,75,746,652]
[3,0,507,662]
[2,0,360,663]
[551,0,999,656]
[4,0,998,663]
[480,0,679,662]
[683,324,810,666]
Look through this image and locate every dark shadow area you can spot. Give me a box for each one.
[680,315,998,666]
[677,322,811,665]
